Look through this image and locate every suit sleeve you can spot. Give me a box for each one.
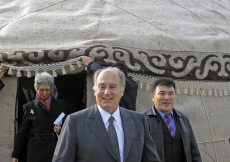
[187,119,202,162]
[119,77,138,111]
[52,115,77,162]
[0,80,5,91]
[86,61,103,74]
[59,100,68,136]
[141,115,161,162]
[11,104,31,158]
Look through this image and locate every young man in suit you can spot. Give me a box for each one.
[52,67,161,162]
[142,78,202,162]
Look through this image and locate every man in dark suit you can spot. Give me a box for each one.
[52,67,161,162]
[51,86,77,115]
[0,65,7,91]
[82,56,138,111]
[142,78,201,162]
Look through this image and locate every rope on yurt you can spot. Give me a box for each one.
[197,137,230,144]
[198,89,218,162]
[103,0,184,51]
[0,147,13,150]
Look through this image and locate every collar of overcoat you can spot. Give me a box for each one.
[146,106,184,138]
[33,97,63,120]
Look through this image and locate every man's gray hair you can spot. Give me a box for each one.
[93,67,126,92]
[34,72,55,90]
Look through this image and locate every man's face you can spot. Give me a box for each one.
[94,69,124,114]
[151,85,175,114]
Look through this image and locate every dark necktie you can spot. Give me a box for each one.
[108,116,120,162]
[27,90,32,102]
[164,114,175,137]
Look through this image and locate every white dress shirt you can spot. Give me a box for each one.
[97,105,124,162]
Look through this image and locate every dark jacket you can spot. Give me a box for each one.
[119,76,138,110]
[87,62,138,111]
[12,97,66,162]
[142,107,202,162]
[0,80,4,91]
[57,92,77,114]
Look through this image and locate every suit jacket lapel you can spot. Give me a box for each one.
[120,108,134,162]
[87,105,119,161]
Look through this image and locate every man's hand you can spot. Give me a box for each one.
[12,158,18,162]
[0,65,7,79]
[54,124,61,133]
[81,56,92,66]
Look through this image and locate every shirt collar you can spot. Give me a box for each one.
[155,107,174,119]
[97,105,122,125]
[54,91,58,99]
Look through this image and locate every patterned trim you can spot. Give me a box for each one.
[2,57,82,77]
[1,44,230,81]
[129,72,230,97]
[1,43,230,96]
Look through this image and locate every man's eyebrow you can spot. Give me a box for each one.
[159,90,174,92]
[110,84,117,86]
[98,83,118,86]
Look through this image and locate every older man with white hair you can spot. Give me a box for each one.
[52,67,161,162]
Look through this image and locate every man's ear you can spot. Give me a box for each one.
[151,93,155,102]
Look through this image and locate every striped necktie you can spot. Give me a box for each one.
[164,114,175,137]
